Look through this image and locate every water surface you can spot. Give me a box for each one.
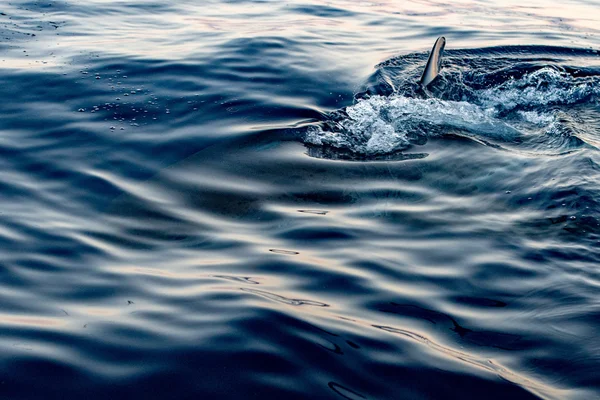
[1,1,599,399]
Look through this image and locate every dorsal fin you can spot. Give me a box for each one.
[420,37,446,87]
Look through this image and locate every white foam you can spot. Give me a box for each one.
[475,67,599,110]
[517,111,555,126]
[306,95,519,154]
[306,67,600,155]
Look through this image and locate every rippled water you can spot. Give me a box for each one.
[1,1,600,399]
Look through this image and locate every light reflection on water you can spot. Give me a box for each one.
[0,0,599,399]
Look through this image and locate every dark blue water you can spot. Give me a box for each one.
[1,1,600,399]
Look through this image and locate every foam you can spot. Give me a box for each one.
[306,95,518,154]
[475,67,600,111]
[306,66,600,155]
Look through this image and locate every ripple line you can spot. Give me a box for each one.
[241,288,329,308]
[372,324,567,400]
[328,382,367,400]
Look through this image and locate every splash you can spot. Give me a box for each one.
[475,67,600,111]
[306,52,600,156]
[306,95,518,154]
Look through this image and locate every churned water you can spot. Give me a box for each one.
[1,1,599,399]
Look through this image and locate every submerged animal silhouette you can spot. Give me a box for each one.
[420,36,446,87]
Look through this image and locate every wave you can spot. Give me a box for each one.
[306,47,600,157]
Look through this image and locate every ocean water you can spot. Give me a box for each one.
[1,1,600,399]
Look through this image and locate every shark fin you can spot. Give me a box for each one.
[420,37,446,87]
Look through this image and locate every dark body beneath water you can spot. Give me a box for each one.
[1,1,599,399]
